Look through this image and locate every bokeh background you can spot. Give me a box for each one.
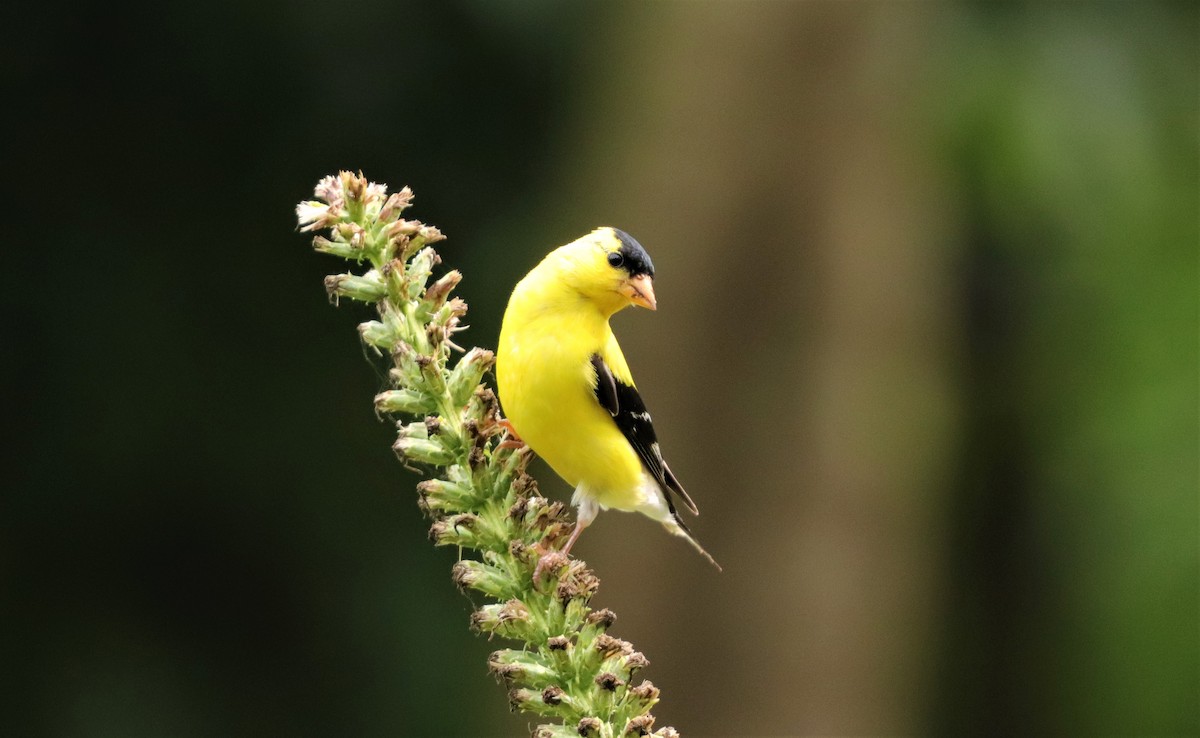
[5,1,1197,736]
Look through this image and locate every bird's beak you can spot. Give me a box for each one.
[620,274,657,310]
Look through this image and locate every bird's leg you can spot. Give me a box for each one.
[533,494,597,582]
[559,516,589,558]
[496,417,525,450]
[533,523,587,582]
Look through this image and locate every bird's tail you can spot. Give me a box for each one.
[666,515,722,572]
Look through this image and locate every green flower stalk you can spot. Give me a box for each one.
[296,172,680,738]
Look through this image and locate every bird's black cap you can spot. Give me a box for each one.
[612,228,655,277]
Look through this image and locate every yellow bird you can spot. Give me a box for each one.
[497,227,719,571]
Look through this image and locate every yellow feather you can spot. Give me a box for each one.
[497,229,644,510]
[497,227,718,569]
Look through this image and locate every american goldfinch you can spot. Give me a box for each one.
[497,227,719,571]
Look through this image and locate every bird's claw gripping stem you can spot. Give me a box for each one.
[496,418,525,450]
[531,516,590,586]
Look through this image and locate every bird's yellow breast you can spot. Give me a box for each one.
[497,279,645,510]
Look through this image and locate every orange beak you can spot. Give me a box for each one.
[620,274,657,310]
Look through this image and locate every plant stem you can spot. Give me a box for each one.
[296,172,680,738]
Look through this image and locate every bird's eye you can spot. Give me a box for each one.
[607,252,625,268]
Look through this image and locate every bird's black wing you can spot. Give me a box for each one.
[589,354,699,516]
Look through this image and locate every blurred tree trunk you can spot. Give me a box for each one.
[549,4,954,734]
[929,6,1200,735]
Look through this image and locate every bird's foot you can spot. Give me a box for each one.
[496,418,525,450]
[531,514,588,588]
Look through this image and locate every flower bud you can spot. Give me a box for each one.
[584,609,617,631]
[415,478,473,514]
[311,235,360,260]
[393,435,453,466]
[426,323,447,348]
[325,271,387,303]
[562,598,591,636]
[514,496,570,531]
[507,539,534,565]
[464,386,500,432]
[429,513,505,551]
[377,187,413,222]
[471,599,535,641]
[594,634,634,660]
[447,348,494,407]
[441,297,469,321]
[445,462,474,487]
[576,717,603,737]
[428,299,468,351]
[575,608,616,652]
[627,680,661,710]
[390,342,423,385]
[406,247,441,299]
[297,201,337,232]
[330,221,367,251]
[397,225,444,260]
[387,218,422,238]
[379,258,405,299]
[624,651,650,675]
[543,634,575,674]
[487,649,560,689]
[424,416,441,436]
[594,672,623,692]
[363,181,387,205]
[556,562,600,604]
[623,714,654,736]
[507,688,563,718]
[418,224,445,243]
[396,420,431,438]
[511,470,537,496]
[374,388,434,416]
[459,517,509,551]
[429,515,472,545]
[495,449,535,493]
[423,269,462,309]
[313,174,341,203]
[452,559,516,600]
[359,320,398,351]
[340,170,366,203]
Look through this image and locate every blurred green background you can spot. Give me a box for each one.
[4,1,1196,736]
